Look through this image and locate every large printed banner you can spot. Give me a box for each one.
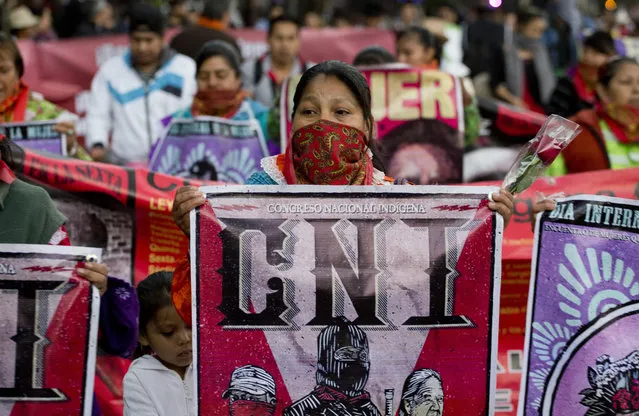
[0,245,101,416]
[192,186,502,415]
[520,196,639,415]
[280,66,464,185]
[0,121,66,156]
[149,117,268,183]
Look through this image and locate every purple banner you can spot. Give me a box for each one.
[521,196,639,415]
[149,117,268,184]
[0,122,66,155]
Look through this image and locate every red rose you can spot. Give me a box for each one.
[613,389,633,411]
[536,142,563,166]
[631,393,639,410]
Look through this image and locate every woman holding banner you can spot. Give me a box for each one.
[0,34,91,160]
[0,136,139,416]
[159,40,275,153]
[169,60,516,325]
[549,57,639,175]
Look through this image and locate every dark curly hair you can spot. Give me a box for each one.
[379,119,463,185]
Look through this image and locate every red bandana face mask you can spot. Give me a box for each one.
[191,88,246,118]
[283,120,374,185]
[229,400,276,416]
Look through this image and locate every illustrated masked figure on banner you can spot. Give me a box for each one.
[222,365,277,416]
[284,318,380,416]
[398,370,444,416]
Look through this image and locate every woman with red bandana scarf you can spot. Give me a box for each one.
[0,33,91,160]
[156,40,277,159]
[168,60,516,326]
[547,31,618,118]
[548,57,639,175]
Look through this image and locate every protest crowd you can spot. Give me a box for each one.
[0,0,639,415]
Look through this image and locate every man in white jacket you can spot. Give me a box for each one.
[86,3,196,165]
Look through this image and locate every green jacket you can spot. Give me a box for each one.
[0,178,66,244]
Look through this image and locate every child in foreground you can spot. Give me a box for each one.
[123,271,194,416]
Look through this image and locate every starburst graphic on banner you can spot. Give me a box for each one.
[530,368,551,392]
[531,322,573,365]
[215,148,258,184]
[158,144,181,175]
[557,244,639,329]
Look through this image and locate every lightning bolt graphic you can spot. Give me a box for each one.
[211,204,260,212]
[432,205,477,212]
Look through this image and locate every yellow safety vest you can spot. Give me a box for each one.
[547,120,639,176]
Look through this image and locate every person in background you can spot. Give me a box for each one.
[167,0,197,28]
[397,26,442,71]
[170,0,241,61]
[75,0,125,37]
[254,2,285,31]
[86,3,196,165]
[464,4,506,78]
[0,137,139,416]
[549,57,639,175]
[9,5,40,39]
[490,7,556,114]
[332,8,353,29]
[432,1,470,77]
[353,45,397,67]
[169,61,515,326]
[303,10,324,29]
[0,33,90,159]
[543,0,580,75]
[362,0,388,29]
[123,271,193,416]
[161,40,273,152]
[394,0,424,31]
[547,31,617,118]
[241,15,312,109]
[397,27,481,147]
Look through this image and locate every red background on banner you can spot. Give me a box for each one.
[9,274,93,416]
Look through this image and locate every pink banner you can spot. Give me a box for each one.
[17,29,395,118]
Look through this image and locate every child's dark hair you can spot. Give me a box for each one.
[397,26,444,64]
[583,30,617,57]
[134,271,174,358]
